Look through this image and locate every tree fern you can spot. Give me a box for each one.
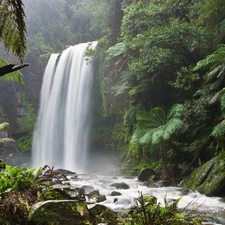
[0,0,27,62]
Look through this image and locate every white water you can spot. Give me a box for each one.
[32,42,97,172]
[68,173,225,225]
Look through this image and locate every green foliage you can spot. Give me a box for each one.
[0,58,24,84]
[17,94,36,151]
[122,193,202,225]
[131,104,184,145]
[0,165,40,196]
[0,0,27,62]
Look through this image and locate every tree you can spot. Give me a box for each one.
[130,104,184,179]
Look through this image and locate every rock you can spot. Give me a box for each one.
[181,156,225,196]
[28,200,90,225]
[110,182,130,189]
[111,191,122,196]
[96,194,107,203]
[88,190,100,198]
[89,204,118,225]
[54,168,76,175]
[138,168,156,182]
[42,187,71,200]
[81,185,95,194]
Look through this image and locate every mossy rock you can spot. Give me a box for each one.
[42,187,71,200]
[28,200,90,225]
[181,156,225,196]
[89,204,118,225]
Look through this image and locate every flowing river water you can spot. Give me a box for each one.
[67,173,225,225]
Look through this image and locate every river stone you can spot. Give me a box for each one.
[28,200,90,225]
[81,185,95,194]
[89,204,118,225]
[111,191,122,196]
[96,194,107,203]
[181,156,225,196]
[138,168,156,182]
[110,182,130,189]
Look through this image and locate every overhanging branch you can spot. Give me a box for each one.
[0,63,29,77]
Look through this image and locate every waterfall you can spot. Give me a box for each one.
[32,42,97,172]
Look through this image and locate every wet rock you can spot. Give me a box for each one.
[28,200,90,225]
[111,191,122,196]
[96,194,107,203]
[110,182,130,189]
[42,187,71,200]
[88,190,100,198]
[81,185,95,194]
[138,168,156,182]
[181,156,225,196]
[54,168,76,175]
[89,204,118,225]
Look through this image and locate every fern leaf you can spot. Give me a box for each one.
[163,118,184,140]
[0,0,27,62]
[139,128,156,144]
[150,107,166,125]
[151,129,164,145]
[130,127,148,144]
[105,42,127,59]
[211,120,225,138]
[0,122,9,131]
[167,104,184,119]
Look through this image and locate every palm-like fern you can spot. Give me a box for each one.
[130,104,184,178]
[131,104,184,145]
[0,0,27,62]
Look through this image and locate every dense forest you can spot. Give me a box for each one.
[0,0,225,224]
[0,0,225,180]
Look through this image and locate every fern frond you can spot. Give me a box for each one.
[149,107,166,125]
[167,104,184,119]
[139,127,156,144]
[0,138,15,143]
[105,42,127,59]
[0,0,27,62]
[163,118,184,140]
[0,122,9,131]
[211,120,225,138]
[193,45,225,71]
[130,127,148,144]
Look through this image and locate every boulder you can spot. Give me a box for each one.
[89,204,118,225]
[111,191,122,196]
[110,182,130,189]
[96,194,107,203]
[181,156,225,196]
[81,185,95,194]
[138,168,156,182]
[28,200,90,225]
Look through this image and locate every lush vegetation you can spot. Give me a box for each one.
[90,0,225,181]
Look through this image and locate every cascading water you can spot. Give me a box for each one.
[32,42,97,172]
